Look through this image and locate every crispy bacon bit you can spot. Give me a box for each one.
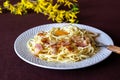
[50,40,73,53]
[62,40,71,46]
[37,32,46,36]
[66,46,74,51]
[50,43,57,48]
[56,40,71,47]
[41,37,49,44]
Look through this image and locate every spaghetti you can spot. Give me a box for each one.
[27,25,99,63]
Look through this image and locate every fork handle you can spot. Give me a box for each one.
[107,45,120,54]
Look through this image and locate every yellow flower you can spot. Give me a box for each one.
[65,11,78,22]
[69,18,76,23]
[69,12,77,18]
[39,1,48,6]
[1,0,79,23]
[40,5,47,12]
[49,0,53,3]
[65,11,71,20]
[3,0,10,8]
[64,1,73,8]
[21,0,26,3]
[52,4,60,11]
[48,12,56,21]
[58,10,65,20]
[59,0,75,3]
[55,15,63,23]
[57,0,64,3]
[37,2,49,12]
[34,5,42,13]
[44,4,52,15]
[20,0,34,9]
[25,1,34,9]
[37,0,44,2]
[9,4,16,13]
[0,7,2,13]
[48,10,65,22]
[15,8,22,15]
[73,0,78,2]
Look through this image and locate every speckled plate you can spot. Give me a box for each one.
[14,23,114,70]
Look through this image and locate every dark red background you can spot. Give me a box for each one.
[0,0,120,80]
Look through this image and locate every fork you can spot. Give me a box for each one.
[97,43,120,54]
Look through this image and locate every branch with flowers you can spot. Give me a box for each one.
[0,0,80,23]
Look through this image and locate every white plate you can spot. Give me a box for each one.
[14,23,114,70]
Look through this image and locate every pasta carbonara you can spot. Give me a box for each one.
[27,25,99,63]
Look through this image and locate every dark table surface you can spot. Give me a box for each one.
[1,0,120,80]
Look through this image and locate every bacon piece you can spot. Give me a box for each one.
[76,41,87,47]
[71,35,82,42]
[56,40,71,47]
[58,40,73,51]
[35,44,43,50]
[62,40,71,46]
[41,37,49,44]
[71,35,89,47]
[37,32,47,36]
[50,44,58,54]
[34,44,43,54]
[66,46,74,51]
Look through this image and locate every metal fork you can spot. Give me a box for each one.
[97,42,120,54]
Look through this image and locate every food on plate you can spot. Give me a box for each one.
[27,25,99,63]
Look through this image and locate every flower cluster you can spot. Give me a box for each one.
[0,0,79,23]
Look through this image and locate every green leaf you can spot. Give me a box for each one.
[72,4,79,12]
